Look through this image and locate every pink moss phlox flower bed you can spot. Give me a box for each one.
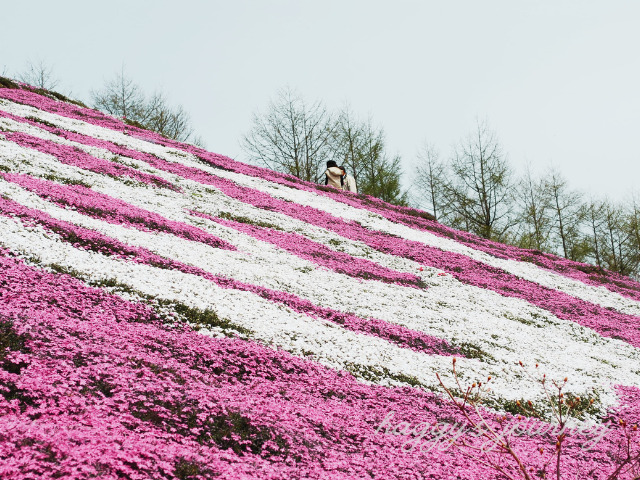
[9,111,632,351]
[169,148,640,305]
[1,129,178,191]
[0,250,636,479]
[3,88,640,304]
[4,84,640,479]
[369,210,640,304]
[0,172,235,252]
[6,101,627,350]
[614,386,640,425]
[191,210,425,289]
[76,148,639,351]
[0,196,453,356]
[189,181,640,349]
[182,152,640,305]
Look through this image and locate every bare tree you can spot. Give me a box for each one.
[444,120,516,240]
[514,166,554,251]
[241,88,336,182]
[628,193,640,253]
[91,68,146,120]
[18,59,60,90]
[332,106,364,184]
[585,197,607,268]
[332,107,387,187]
[545,169,588,261]
[413,142,447,221]
[92,69,199,143]
[625,194,640,278]
[144,92,195,143]
[593,199,639,276]
[603,201,624,273]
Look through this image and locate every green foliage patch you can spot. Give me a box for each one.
[218,211,284,231]
[0,76,20,89]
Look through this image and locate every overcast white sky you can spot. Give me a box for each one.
[2,1,638,203]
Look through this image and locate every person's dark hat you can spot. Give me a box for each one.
[326,160,338,168]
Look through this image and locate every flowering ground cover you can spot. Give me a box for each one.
[1,251,638,479]
[3,101,639,323]
[1,82,640,478]
[2,88,639,305]
[193,209,425,289]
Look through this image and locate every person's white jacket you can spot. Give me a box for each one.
[325,166,343,189]
[343,174,357,193]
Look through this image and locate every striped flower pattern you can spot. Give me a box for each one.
[1,85,639,479]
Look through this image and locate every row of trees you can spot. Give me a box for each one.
[241,88,407,205]
[16,59,61,91]
[413,121,640,278]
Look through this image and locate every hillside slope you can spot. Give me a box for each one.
[0,81,639,479]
